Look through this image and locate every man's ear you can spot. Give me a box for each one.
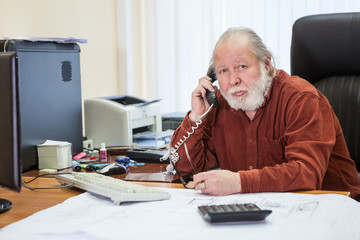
[264,56,272,73]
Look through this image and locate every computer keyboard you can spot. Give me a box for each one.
[56,172,171,205]
[198,203,272,223]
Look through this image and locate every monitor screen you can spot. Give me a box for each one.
[0,51,22,193]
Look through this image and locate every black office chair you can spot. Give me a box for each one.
[291,12,360,172]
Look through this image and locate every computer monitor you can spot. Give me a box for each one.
[0,52,22,213]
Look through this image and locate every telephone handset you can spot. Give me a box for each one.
[205,66,220,107]
[165,66,219,173]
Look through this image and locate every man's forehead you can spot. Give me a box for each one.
[215,36,252,54]
[218,34,250,47]
[214,39,254,62]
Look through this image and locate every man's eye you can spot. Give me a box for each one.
[219,69,227,74]
[239,65,247,69]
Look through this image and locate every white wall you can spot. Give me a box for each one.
[1,0,360,116]
[119,0,360,114]
[0,0,120,102]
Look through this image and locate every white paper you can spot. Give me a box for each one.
[38,140,71,146]
[133,130,174,147]
[133,129,174,140]
[1,189,359,240]
[3,37,88,44]
[37,140,72,169]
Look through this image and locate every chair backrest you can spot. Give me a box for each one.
[291,12,360,172]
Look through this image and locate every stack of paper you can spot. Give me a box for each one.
[37,140,72,169]
[3,37,88,44]
[133,129,174,148]
[1,190,360,239]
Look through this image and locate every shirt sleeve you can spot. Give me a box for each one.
[240,92,336,193]
[170,111,219,174]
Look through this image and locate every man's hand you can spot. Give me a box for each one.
[193,170,241,196]
[189,76,214,122]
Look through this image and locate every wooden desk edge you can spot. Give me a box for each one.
[18,177,352,195]
[293,190,350,196]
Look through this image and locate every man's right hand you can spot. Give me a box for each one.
[189,76,215,122]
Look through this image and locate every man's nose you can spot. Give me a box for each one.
[229,70,241,86]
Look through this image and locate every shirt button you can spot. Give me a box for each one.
[249,166,253,170]
[249,139,255,144]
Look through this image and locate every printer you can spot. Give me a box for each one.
[84,95,162,148]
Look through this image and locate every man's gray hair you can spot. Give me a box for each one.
[210,27,276,77]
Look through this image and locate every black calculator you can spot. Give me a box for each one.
[198,203,272,223]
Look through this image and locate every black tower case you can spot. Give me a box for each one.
[0,40,83,171]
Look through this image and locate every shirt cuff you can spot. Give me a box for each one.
[239,169,261,193]
[181,111,204,134]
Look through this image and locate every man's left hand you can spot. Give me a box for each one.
[193,170,241,196]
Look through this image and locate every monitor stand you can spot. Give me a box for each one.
[0,198,12,213]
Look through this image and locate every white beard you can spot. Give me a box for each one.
[220,64,272,111]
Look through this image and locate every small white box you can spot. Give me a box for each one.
[83,139,94,150]
[37,140,72,170]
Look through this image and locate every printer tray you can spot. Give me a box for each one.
[127,149,168,163]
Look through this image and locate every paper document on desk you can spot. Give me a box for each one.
[133,129,174,148]
[3,37,88,43]
[1,190,360,240]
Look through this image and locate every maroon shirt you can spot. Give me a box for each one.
[172,70,360,198]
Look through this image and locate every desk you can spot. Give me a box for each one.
[23,161,182,183]
[0,163,350,229]
[0,177,81,228]
[0,176,183,228]
[1,180,358,240]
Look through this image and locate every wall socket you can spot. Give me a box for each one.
[83,139,94,150]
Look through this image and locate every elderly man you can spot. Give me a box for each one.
[169,27,360,200]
